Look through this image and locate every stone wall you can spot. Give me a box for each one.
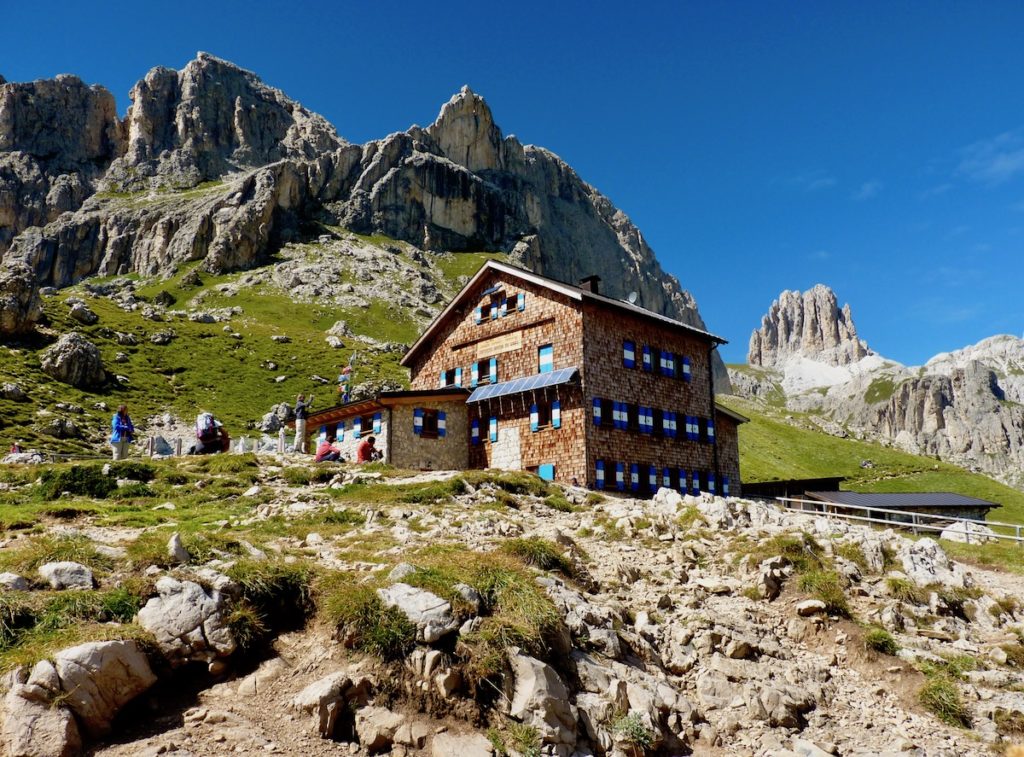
[309,409,391,463]
[390,401,468,471]
[581,302,724,493]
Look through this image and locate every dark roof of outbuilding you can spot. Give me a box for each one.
[804,491,999,509]
[401,260,726,366]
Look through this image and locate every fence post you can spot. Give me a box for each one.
[1017,525,1022,546]
[911,513,918,536]
[965,521,970,545]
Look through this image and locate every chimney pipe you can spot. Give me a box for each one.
[578,275,601,294]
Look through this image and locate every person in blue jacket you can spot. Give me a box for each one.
[110,405,134,460]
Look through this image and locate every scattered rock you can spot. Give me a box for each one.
[38,561,94,590]
[167,532,190,564]
[0,573,29,591]
[68,302,98,324]
[40,332,105,388]
[136,577,235,664]
[377,583,459,643]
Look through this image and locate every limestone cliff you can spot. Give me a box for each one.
[0,56,728,386]
[748,284,868,368]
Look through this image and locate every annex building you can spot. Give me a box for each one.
[305,261,745,496]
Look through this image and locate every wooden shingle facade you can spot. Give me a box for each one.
[398,260,745,495]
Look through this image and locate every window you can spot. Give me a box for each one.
[626,403,640,432]
[538,344,553,374]
[360,415,374,436]
[439,368,462,388]
[595,398,614,428]
[652,408,664,437]
[623,340,636,368]
[421,409,439,439]
[472,358,498,386]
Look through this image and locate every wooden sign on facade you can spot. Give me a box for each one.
[476,331,523,359]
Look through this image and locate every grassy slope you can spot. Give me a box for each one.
[720,395,1024,525]
[0,242,504,451]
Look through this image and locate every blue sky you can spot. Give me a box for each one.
[4,1,1024,365]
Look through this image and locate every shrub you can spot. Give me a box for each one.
[612,712,654,754]
[321,508,365,526]
[740,532,824,574]
[109,483,155,499]
[863,627,899,655]
[797,569,850,617]
[36,466,116,500]
[282,467,313,486]
[398,477,467,504]
[1001,643,1024,668]
[994,708,1024,737]
[107,461,156,482]
[542,492,575,512]
[464,470,550,497]
[676,506,707,529]
[832,541,870,573]
[918,675,970,727]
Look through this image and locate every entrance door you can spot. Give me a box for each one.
[490,426,521,470]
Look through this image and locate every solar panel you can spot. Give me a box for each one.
[467,367,578,402]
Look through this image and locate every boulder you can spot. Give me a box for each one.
[940,521,997,544]
[0,573,29,591]
[38,561,94,590]
[504,649,576,748]
[2,685,81,757]
[136,577,235,663]
[376,583,459,643]
[354,706,404,754]
[51,640,157,737]
[1,382,26,401]
[68,302,98,325]
[167,532,190,564]
[431,732,494,757]
[898,537,971,588]
[796,599,827,617]
[290,671,372,738]
[0,261,43,337]
[39,333,105,389]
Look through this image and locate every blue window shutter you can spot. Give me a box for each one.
[664,411,673,439]
[372,413,382,434]
[682,356,692,382]
[592,398,602,426]
[353,417,362,439]
[454,367,462,387]
[338,421,345,441]
[663,467,671,488]
[474,307,482,324]
[623,340,635,368]
[471,362,479,388]
[595,460,605,489]
[490,305,498,320]
[489,358,497,383]
[552,400,561,429]
[413,408,423,435]
[538,464,555,481]
[499,298,508,318]
[630,464,640,492]
[692,473,701,496]
[648,465,657,489]
[318,425,327,443]
[538,344,553,374]
[615,462,625,491]
[530,404,539,432]
[489,417,498,442]
[517,293,526,311]
[439,370,447,389]
[723,476,730,496]
[438,411,446,437]
[707,418,715,442]
[471,418,480,444]
[679,469,688,493]
[708,473,716,494]
[642,345,653,372]
[612,401,622,430]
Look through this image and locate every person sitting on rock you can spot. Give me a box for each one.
[9,440,23,453]
[356,435,379,463]
[315,434,344,463]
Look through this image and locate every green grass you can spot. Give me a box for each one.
[720,396,1024,525]
[918,674,971,728]
[431,251,507,284]
[864,377,898,404]
[863,627,899,655]
[797,569,850,617]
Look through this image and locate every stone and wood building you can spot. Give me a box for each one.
[305,261,745,495]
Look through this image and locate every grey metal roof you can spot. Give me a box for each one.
[805,491,999,509]
[467,367,578,403]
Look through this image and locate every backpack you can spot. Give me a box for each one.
[196,412,218,442]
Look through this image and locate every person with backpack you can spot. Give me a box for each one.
[110,405,134,460]
[190,412,229,455]
[294,393,313,453]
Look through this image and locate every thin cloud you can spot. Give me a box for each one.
[908,297,980,325]
[853,180,882,200]
[808,249,831,261]
[957,129,1024,185]
[919,183,952,200]
[782,170,837,192]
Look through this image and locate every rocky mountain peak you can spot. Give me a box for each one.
[424,85,507,173]
[748,284,869,368]
[106,52,346,191]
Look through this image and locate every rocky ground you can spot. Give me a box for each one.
[0,457,1021,756]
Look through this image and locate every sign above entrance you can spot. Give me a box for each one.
[476,331,523,359]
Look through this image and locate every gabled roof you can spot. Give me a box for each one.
[401,260,726,366]
[714,404,750,424]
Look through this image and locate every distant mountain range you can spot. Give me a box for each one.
[728,284,1024,490]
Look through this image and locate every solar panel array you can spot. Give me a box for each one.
[467,367,578,402]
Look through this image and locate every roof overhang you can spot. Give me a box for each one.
[401,259,726,367]
[714,403,749,424]
[804,491,999,509]
[305,388,470,425]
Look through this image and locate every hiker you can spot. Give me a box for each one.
[294,393,313,453]
[356,435,380,463]
[110,405,134,460]
[315,434,344,463]
[9,440,23,453]
[189,412,230,455]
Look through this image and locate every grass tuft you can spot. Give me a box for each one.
[863,627,899,655]
[918,674,971,727]
[797,569,850,617]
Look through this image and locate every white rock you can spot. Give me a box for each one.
[167,532,190,564]
[0,572,29,591]
[52,640,157,737]
[136,577,235,663]
[377,583,459,643]
[940,521,997,544]
[504,649,576,747]
[354,706,404,753]
[37,561,93,590]
[431,732,494,757]
[2,685,81,757]
[242,485,260,497]
[796,599,827,617]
